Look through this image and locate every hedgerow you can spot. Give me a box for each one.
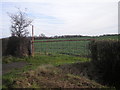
[89,40,120,89]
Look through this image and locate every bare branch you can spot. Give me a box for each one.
[8,8,33,37]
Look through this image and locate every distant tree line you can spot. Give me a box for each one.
[33,34,119,40]
[34,35,86,40]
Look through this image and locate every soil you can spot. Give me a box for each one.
[2,61,28,74]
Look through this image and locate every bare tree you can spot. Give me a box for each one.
[8,8,33,37]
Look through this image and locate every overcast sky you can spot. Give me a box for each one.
[0,0,119,38]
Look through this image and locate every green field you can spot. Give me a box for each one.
[34,35,119,56]
[34,40,90,56]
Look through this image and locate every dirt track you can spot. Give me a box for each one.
[2,61,28,74]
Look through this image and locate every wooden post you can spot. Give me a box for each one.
[32,25,34,56]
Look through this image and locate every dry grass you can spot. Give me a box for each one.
[13,64,105,88]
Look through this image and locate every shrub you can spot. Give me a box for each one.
[2,38,9,56]
[6,36,31,57]
[89,40,120,89]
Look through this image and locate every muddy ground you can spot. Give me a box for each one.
[2,61,28,74]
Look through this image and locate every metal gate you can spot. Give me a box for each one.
[32,39,94,57]
[30,25,94,57]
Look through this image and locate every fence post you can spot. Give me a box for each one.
[32,25,34,56]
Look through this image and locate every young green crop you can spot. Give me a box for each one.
[34,35,119,57]
[34,40,90,57]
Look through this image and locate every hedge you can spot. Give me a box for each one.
[2,36,31,57]
[89,40,120,89]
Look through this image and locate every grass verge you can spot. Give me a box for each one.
[2,54,90,88]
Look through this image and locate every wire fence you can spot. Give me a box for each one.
[33,39,94,57]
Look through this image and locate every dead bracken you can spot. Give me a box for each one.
[13,64,105,88]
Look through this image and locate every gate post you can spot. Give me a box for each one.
[32,25,34,56]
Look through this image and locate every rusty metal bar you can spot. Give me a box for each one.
[34,39,95,43]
